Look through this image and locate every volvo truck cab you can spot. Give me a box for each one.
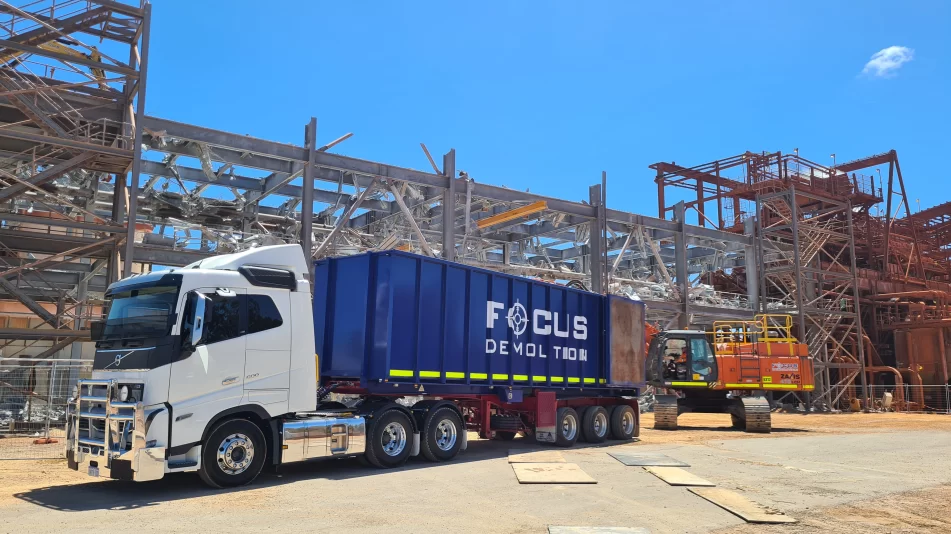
[66,245,368,487]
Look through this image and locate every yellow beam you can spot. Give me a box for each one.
[476,201,548,230]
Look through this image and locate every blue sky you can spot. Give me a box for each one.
[144,1,950,219]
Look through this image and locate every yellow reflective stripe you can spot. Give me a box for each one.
[670,381,707,387]
[763,384,799,389]
[390,370,608,384]
[803,385,814,390]
[725,383,761,388]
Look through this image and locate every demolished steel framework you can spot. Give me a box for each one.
[0,1,759,363]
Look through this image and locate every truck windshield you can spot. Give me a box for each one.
[102,284,179,340]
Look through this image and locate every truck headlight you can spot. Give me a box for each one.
[119,385,129,402]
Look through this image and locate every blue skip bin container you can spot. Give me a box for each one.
[313,251,645,393]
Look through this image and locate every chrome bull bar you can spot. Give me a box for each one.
[66,378,165,482]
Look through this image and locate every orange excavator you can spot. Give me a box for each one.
[646,315,814,433]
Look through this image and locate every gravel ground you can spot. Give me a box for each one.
[1,412,950,533]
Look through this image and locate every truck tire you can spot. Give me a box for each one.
[364,409,414,468]
[554,407,580,447]
[494,431,518,441]
[581,406,609,443]
[610,405,637,440]
[198,418,267,488]
[420,406,464,462]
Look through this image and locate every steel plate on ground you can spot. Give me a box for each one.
[508,449,566,463]
[643,466,715,486]
[512,463,596,484]
[549,528,650,534]
[689,488,796,524]
[608,452,689,467]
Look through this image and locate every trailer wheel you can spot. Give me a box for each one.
[198,418,266,488]
[364,409,414,468]
[554,407,580,447]
[581,406,609,443]
[610,405,637,440]
[420,406,464,462]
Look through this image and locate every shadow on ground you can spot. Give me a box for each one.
[14,436,638,511]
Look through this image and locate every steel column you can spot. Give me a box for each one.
[442,149,456,261]
[301,117,317,269]
[123,2,152,277]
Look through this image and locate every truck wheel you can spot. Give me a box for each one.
[610,405,637,440]
[554,407,580,447]
[364,409,414,468]
[421,406,464,462]
[198,418,266,488]
[581,406,609,443]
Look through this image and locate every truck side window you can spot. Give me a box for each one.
[248,295,282,334]
[205,293,242,345]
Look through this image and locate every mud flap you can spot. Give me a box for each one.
[410,432,421,456]
[535,391,557,443]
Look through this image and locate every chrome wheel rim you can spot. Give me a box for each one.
[562,413,578,441]
[621,411,635,435]
[217,433,254,475]
[594,412,608,437]
[435,418,457,451]
[382,421,407,457]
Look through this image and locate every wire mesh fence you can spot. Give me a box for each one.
[0,358,91,460]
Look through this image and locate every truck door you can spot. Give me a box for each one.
[687,336,718,383]
[167,287,247,449]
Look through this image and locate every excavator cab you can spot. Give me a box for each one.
[647,330,718,386]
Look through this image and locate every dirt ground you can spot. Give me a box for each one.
[1,412,950,533]
[716,485,951,534]
[639,411,951,444]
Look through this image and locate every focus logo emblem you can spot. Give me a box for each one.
[506,301,528,337]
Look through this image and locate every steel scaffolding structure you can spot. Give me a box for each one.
[0,1,760,362]
[655,150,951,411]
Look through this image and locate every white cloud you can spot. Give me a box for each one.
[862,46,914,77]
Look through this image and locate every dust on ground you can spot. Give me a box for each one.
[715,485,951,534]
[639,411,951,445]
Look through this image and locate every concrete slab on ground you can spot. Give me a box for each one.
[507,449,566,463]
[512,462,596,484]
[643,466,715,486]
[688,487,796,524]
[608,452,689,467]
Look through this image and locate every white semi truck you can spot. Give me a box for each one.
[66,245,643,487]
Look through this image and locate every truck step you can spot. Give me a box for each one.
[168,461,198,469]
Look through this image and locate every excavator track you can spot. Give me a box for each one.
[738,396,771,433]
[653,395,679,430]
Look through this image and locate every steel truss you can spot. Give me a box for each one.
[0,0,757,361]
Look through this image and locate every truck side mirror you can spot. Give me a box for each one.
[89,320,104,341]
[182,291,209,350]
[191,293,207,347]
